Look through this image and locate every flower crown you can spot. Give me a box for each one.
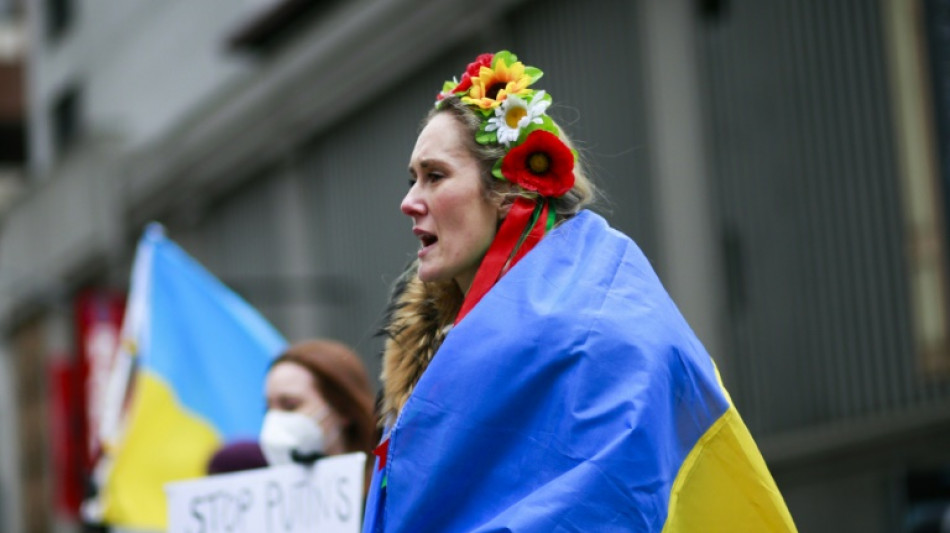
[434,51,578,325]
[435,50,575,198]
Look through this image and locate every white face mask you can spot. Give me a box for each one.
[259,409,328,466]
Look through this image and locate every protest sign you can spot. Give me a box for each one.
[166,452,365,533]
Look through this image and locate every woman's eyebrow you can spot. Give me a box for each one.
[409,159,444,175]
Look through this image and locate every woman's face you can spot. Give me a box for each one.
[402,112,505,293]
[265,361,346,454]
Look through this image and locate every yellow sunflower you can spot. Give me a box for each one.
[462,57,534,110]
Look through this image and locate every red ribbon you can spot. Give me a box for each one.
[373,438,390,471]
[455,197,548,325]
[509,199,549,267]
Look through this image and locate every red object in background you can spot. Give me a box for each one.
[75,289,126,467]
[47,288,125,518]
[48,358,84,516]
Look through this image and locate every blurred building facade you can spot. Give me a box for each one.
[2,0,949,531]
[0,0,26,532]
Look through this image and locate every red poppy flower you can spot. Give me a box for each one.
[452,53,495,95]
[501,130,575,197]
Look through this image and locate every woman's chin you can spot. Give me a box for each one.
[418,267,464,290]
[416,265,443,283]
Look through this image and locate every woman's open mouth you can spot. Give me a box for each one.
[414,228,438,256]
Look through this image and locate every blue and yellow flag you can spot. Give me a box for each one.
[99,223,286,530]
[363,210,795,532]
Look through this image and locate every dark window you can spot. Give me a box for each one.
[0,63,25,164]
[52,85,81,157]
[904,468,950,533]
[925,0,950,245]
[0,122,25,164]
[696,0,728,22]
[44,0,73,42]
[227,0,342,53]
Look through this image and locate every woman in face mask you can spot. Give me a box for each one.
[259,339,376,482]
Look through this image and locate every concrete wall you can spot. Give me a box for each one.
[26,0,263,173]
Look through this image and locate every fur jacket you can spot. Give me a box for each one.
[378,261,461,425]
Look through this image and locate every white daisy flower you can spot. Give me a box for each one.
[485,91,551,146]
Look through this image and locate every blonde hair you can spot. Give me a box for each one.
[425,96,597,221]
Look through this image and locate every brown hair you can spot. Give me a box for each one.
[270,340,377,458]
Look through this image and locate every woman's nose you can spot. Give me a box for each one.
[401,185,425,217]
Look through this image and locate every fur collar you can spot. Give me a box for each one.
[379,262,462,425]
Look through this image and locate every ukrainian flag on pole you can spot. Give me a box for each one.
[98,223,286,530]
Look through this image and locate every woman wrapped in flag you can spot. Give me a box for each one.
[362,51,797,532]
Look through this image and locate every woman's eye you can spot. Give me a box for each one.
[408,178,417,189]
[278,398,300,411]
[429,172,444,182]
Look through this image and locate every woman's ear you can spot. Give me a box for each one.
[498,198,513,220]
[494,182,517,220]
